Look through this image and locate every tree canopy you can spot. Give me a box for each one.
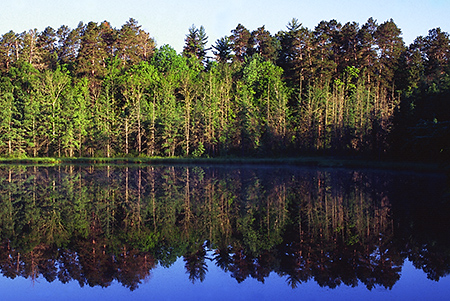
[0,17,448,161]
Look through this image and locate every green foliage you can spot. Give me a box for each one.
[212,37,232,63]
[192,141,205,158]
[0,18,448,161]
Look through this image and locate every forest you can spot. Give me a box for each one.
[0,17,449,161]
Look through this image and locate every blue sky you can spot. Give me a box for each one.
[1,0,449,52]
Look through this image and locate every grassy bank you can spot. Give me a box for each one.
[0,156,447,173]
[0,157,62,165]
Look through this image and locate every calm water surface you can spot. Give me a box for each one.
[0,164,448,300]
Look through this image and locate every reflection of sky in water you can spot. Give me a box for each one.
[1,257,449,301]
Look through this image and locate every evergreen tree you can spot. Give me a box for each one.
[76,22,107,79]
[212,37,232,63]
[419,28,450,86]
[117,18,155,65]
[311,20,341,83]
[230,24,252,62]
[20,29,44,70]
[99,21,117,58]
[0,17,447,160]
[276,18,313,94]
[56,23,82,67]
[403,40,425,91]
[249,26,278,62]
[374,19,405,95]
[0,31,19,73]
[357,18,378,85]
[183,25,209,64]
[336,22,360,72]
[37,26,58,70]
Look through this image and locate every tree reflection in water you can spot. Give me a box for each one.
[0,165,448,291]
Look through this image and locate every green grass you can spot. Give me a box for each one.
[0,157,62,165]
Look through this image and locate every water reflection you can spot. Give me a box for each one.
[0,165,448,291]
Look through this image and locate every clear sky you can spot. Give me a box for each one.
[1,0,449,53]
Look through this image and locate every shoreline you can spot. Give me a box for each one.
[0,156,447,173]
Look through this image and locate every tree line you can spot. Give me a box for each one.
[0,18,449,160]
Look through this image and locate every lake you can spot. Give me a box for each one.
[0,164,449,300]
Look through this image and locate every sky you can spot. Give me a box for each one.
[1,0,449,53]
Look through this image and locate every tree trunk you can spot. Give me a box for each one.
[137,113,141,155]
[267,82,270,129]
[125,118,129,155]
[79,132,82,157]
[185,92,191,156]
[150,96,156,156]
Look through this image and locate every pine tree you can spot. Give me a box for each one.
[20,29,44,70]
[374,19,405,95]
[212,37,232,63]
[0,31,19,73]
[76,22,107,79]
[336,22,360,72]
[56,24,82,67]
[249,26,277,62]
[230,24,252,62]
[404,40,425,91]
[99,21,117,58]
[38,26,58,70]
[357,18,378,86]
[183,25,209,64]
[420,28,450,86]
[312,20,341,83]
[276,18,313,93]
[117,18,155,65]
